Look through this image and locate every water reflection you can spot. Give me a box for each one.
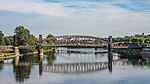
[1,48,150,84]
[44,51,56,65]
[0,61,4,71]
[56,52,108,63]
[13,64,31,83]
[13,55,38,83]
[12,52,56,83]
[108,53,113,73]
[39,60,43,75]
[43,62,108,74]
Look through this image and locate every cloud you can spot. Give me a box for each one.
[0,0,150,17]
[0,0,68,16]
[0,0,150,37]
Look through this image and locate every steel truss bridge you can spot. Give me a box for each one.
[0,35,140,53]
[42,35,108,48]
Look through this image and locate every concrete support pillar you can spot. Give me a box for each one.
[38,35,43,63]
[108,53,113,73]
[39,59,43,75]
[15,56,19,66]
[38,35,43,75]
[14,47,20,66]
[108,36,113,73]
[108,36,113,54]
[38,48,44,63]
[39,48,44,56]
[14,47,19,56]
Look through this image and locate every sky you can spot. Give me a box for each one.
[0,0,150,37]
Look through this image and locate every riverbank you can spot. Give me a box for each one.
[113,48,141,58]
[0,53,16,59]
[0,47,55,59]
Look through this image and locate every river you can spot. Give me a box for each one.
[0,47,150,84]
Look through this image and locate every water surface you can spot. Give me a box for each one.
[0,47,150,84]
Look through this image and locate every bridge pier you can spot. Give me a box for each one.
[38,48,44,61]
[38,35,44,75]
[14,47,20,56]
[108,36,113,54]
[108,36,113,73]
[38,35,44,63]
[14,47,20,66]
[39,59,43,75]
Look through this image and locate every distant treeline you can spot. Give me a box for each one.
[1,26,150,47]
[113,33,150,47]
[0,26,54,46]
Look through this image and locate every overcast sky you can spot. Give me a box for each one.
[0,0,150,37]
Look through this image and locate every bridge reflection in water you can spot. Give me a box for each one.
[39,47,113,74]
[1,51,148,83]
[43,62,108,74]
[1,47,113,83]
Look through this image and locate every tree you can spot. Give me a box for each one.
[14,26,37,46]
[26,34,38,45]
[46,34,55,44]
[113,33,150,47]
[47,34,54,38]
[0,31,5,45]
[14,26,29,45]
[4,36,13,45]
[124,36,130,41]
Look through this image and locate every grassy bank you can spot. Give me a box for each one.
[0,53,15,57]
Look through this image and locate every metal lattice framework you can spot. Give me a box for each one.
[42,35,108,47]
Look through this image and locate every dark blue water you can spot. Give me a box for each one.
[0,48,150,84]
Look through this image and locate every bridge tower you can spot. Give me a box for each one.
[38,35,44,62]
[108,36,113,72]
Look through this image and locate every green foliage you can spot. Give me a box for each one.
[4,36,13,45]
[46,34,56,44]
[44,51,56,64]
[26,34,38,45]
[0,31,5,45]
[14,65,31,83]
[14,26,38,46]
[113,33,150,47]
[140,60,150,66]
[47,34,54,38]
[0,53,15,56]
[43,46,54,50]
[13,55,38,83]
[14,26,29,45]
